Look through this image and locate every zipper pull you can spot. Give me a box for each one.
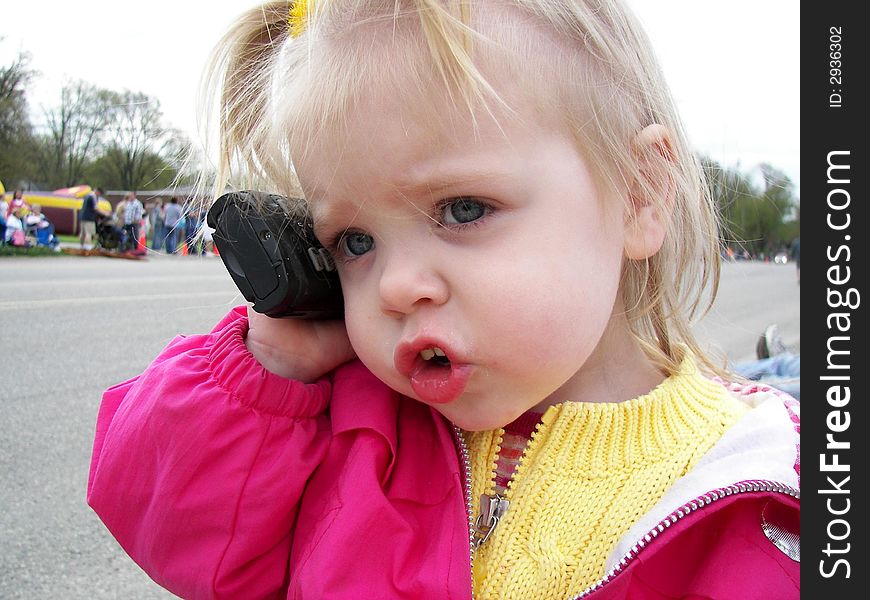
[472,494,510,550]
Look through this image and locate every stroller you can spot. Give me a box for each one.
[94,213,125,250]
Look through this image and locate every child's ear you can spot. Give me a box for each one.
[623,124,675,261]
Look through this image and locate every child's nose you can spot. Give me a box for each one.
[378,251,449,317]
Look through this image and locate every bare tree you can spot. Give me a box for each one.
[2,47,190,191]
[35,81,114,187]
[0,47,32,137]
[100,91,180,191]
[0,42,37,184]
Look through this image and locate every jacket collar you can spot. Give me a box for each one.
[606,387,800,570]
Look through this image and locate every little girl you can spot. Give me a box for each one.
[87,1,800,598]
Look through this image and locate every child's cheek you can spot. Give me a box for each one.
[344,302,395,372]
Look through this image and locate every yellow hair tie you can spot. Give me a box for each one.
[288,0,310,38]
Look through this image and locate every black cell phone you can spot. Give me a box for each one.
[207,191,344,319]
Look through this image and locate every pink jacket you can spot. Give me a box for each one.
[88,307,800,599]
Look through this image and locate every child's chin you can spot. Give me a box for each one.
[432,403,518,433]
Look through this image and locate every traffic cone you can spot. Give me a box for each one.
[182,242,189,256]
[138,230,147,250]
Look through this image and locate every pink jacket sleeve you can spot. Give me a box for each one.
[87,307,334,599]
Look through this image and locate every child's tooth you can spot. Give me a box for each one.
[433,347,446,357]
[420,349,435,361]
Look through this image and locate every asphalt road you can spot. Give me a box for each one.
[0,254,799,599]
[694,259,800,363]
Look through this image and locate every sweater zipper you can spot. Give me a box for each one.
[454,421,543,597]
[452,426,476,599]
[569,480,800,599]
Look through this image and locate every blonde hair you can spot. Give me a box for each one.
[200,0,723,376]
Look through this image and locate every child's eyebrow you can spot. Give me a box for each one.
[310,165,507,234]
[310,200,363,240]
[392,166,507,197]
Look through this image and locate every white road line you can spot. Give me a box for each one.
[0,275,230,288]
[0,291,239,311]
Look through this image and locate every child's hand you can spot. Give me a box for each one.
[245,307,356,382]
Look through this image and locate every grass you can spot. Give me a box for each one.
[0,244,67,257]
[0,232,78,257]
[2,233,193,257]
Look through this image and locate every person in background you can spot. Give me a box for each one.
[79,188,108,250]
[733,324,800,401]
[789,237,800,284]
[162,197,183,254]
[113,194,129,230]
[149,199,166,251]
[4,202,26,246]
[200,219,215,256]
[94,187,109,210]
[24,204,60,248]
[6,189,29,219]
[0,194,7,246]
[5,188,32,245]
[184,204,203,255]
[24,203,49,228]
[123,191,145,251]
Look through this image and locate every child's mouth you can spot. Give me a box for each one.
[419,347,451,366]
[404,345,472,404]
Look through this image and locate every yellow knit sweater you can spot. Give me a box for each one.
[465,355,748,600]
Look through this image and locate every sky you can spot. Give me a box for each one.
[2,1,800,194]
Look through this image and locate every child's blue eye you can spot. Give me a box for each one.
[441,198,488,225]
[341,232,374,256]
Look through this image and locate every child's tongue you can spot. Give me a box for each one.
[409,360,472,405]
